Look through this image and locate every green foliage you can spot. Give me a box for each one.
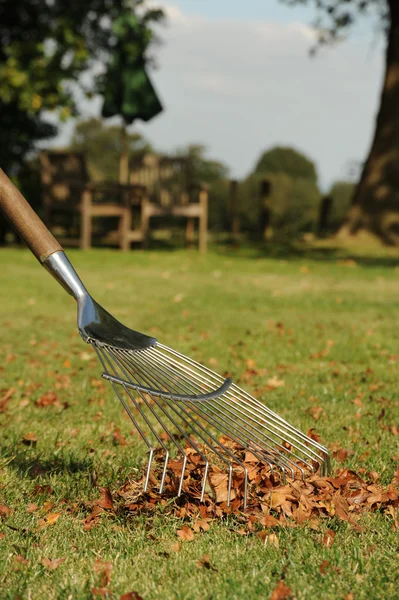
[254,146,318,184]
[0,0,164,174]
[69,118,152,181]
[239,146,320,237]
[281,0,389,47]
[328,180,356,231]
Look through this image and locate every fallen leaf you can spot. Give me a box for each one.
[0,504,11,517]
[267,376,285,389]
[319,559,330,574]
[22,433,37,447]
[35,391,59,408]
[14,555,29,565]
[270,580,293,600]
[91,588,110,598]
[177,525,195,541]
[38,512,61,527]
[120,594,143,600]
[97,488,114,510]
[0,387,14,412]
[197,554,217,571]
[93,560,113,587]
[41,557,65,570]
[193,520,210,533]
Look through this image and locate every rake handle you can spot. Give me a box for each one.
[0,169,62,263]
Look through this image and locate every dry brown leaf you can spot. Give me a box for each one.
[41,557,65,570]
[267,376,285,390]
[176,525,195,541]
[120,593,144,600]
[38,512,61,527]
[93,560,113,587]
[197,554,217,571]
[319,559,330,574]
[35,391,59,408]
[14,555,29,565]
[0,387,14,412]
[97,488,114,510]
[0,504,11,517]
[193,520,210,533]
[91,588,110,598]
[270,580,293,600]
[22,432,37,447]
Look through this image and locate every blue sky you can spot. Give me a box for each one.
[165,0,313,21]
[55,1,384,190]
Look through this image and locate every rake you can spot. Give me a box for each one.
[0,170,330,508]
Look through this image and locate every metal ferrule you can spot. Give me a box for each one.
[42,251,88,301]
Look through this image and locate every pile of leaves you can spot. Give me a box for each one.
[85,441,399,536]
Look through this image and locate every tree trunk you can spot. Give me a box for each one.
[343,0,399,244]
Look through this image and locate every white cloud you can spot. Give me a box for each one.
[57,2,385,189]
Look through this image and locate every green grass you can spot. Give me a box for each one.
[0,243,398,599]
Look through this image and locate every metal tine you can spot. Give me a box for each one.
[119,349,253,506]
[121,347,206,399]
[109,347,250,507]
[122,348,297,479]
[138,346,310,472]
[96,346,169,492]
[158,343,329,459]
[116,347,202,398]
[140,347,321,471]
[201,396,313,476]
[115,346,256,496]
[104,348,189,494]
[95,347,155,488]
[120,345,325,479]
[106,348,218,497]
[129,345,292,475]
[151,345,327,464]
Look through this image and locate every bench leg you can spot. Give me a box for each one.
[80,190,92,250]
[185,218,194,247]
[119,208,132,251]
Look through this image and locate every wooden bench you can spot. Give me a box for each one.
[39,150,146,250]
[130,154,208,252]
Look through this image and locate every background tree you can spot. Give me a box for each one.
[69,118,152,181]
[239,146,320,237]
[328,180,356,233]
[0,0,164,242]
[254,146,318,184]
[0,0,164,175]
[281,1,399,244]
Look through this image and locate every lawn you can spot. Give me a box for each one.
[0,243,398,600]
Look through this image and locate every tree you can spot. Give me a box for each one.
[0,0,164,176]
[281,1,399,243]
[0,0,164,243]
[253,146,318,183]
[69,118,152,181]
[328,181,356,232]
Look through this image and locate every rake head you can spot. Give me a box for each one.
[92,341,331,509]
[42,250,330,509]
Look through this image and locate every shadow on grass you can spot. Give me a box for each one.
[2,449,93,480]
[215,238,399,269]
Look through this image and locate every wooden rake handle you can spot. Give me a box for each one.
[0,168,62,263]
